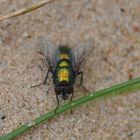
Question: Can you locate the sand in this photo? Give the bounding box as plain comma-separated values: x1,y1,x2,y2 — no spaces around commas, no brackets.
0,0,140,140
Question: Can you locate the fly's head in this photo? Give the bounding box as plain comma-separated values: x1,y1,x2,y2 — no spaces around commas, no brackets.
55,85,74,100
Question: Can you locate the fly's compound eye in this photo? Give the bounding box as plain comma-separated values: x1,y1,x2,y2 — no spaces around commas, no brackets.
55,87,62,95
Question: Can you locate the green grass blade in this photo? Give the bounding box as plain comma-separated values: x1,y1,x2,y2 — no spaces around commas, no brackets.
1,77,140,140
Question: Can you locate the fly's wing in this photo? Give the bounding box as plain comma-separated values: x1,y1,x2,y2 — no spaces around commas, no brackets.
39,38,57,71
73,39,95,71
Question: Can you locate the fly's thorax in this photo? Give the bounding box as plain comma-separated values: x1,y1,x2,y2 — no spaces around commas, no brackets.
53,46,75,86
53,60,75,86
58,68,69,82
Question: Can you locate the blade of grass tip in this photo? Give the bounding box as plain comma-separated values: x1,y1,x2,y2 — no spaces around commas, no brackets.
1,77,140,140
0,0,55,21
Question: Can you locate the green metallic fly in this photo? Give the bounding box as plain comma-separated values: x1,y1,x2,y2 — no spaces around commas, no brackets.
32,38,94,112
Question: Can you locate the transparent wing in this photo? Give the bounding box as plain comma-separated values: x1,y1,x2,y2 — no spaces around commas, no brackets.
38,37,58,71
73,39,95,71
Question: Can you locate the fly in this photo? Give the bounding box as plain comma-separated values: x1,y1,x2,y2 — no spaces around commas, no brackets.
32,38,94,112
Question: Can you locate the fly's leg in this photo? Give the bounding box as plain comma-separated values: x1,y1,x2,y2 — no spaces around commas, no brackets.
70,92,74,114
31,70,50,88
70,92,74,103
77,71,89,93
55,93,59,113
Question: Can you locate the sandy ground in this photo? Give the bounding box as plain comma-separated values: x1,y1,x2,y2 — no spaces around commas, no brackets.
0,0,140,140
